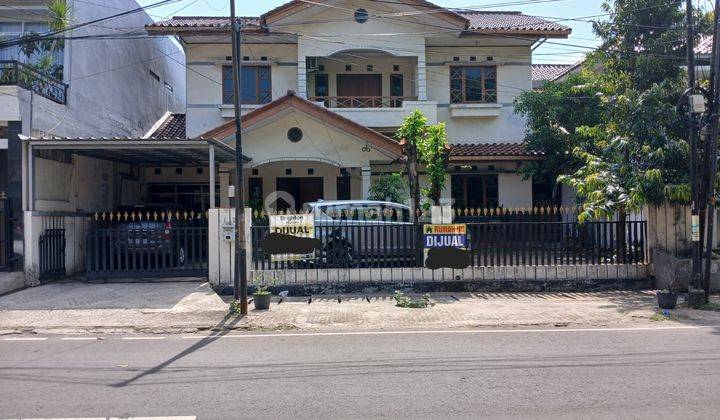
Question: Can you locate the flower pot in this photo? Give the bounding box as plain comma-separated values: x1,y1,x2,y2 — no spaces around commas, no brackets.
657,291,678,310
253,293,272,310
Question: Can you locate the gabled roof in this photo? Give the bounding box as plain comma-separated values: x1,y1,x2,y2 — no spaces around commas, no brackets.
147,5,570,37
531,64,573,82
200,91,403,158
262,0,468,28
449,143,542,161
145,112,186,139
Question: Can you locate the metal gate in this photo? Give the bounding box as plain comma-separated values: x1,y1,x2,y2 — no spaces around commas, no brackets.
39,216,66,282
0,195,11,271
85,211,208,279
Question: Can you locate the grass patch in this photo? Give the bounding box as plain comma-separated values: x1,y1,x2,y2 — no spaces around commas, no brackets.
650,310,682,322
394,291,431,309
699,302,720,312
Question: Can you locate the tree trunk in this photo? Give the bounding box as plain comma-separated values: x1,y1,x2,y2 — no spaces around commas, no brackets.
404,141,422,267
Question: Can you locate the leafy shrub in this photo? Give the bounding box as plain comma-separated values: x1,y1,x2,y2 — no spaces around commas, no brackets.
394,291,431,308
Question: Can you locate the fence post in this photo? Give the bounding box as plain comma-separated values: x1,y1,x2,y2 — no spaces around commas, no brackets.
244,207,253,283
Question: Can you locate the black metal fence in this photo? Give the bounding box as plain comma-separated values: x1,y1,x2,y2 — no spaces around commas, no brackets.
0,60,67,104
0,196,11,271
39,216,65,282
251,219,647,270
85,212,208,279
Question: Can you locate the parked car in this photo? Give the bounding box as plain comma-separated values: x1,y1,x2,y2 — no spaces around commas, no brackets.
304,200,414,267
111,205,192,267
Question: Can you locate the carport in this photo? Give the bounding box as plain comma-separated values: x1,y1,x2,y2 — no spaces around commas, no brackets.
21,136,248,284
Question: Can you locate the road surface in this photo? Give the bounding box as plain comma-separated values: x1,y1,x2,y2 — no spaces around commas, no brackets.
1,326,720,419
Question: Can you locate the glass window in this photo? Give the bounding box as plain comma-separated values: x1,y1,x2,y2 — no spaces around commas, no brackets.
450,66,497,104
222,65,272,105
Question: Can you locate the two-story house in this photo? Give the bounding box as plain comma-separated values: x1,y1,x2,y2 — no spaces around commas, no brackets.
146,0,570,212
0,0,184,286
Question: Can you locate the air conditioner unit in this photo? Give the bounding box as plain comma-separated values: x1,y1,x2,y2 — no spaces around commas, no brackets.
306,57,319,73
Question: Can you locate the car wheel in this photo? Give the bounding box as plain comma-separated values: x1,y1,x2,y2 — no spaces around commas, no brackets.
326,241,357,268
175,247,186,267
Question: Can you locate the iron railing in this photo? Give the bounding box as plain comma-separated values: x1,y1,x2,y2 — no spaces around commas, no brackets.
85,212,208,279
251,219,647,270
310,96,416,108
0,60,67,104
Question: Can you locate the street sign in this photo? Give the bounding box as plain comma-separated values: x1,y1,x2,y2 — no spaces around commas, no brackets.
269,214,315,262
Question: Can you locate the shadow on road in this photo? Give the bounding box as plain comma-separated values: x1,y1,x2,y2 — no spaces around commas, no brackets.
111,312,242,387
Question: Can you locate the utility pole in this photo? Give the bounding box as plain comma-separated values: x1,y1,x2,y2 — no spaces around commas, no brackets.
686,0,702,290
230,0,248,314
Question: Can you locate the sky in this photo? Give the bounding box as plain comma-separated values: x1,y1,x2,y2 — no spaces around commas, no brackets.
137,0,608,64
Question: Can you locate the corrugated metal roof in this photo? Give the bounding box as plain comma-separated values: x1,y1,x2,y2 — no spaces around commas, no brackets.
147,16,261,30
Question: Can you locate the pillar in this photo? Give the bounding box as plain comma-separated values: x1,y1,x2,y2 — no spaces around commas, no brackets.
219,171,230,208
416,51,427,101
361,166,372,199
209,146,216,209
7,121,22,270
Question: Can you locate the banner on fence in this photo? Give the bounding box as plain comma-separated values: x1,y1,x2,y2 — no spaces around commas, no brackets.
269,213,315,262
423,224,467,248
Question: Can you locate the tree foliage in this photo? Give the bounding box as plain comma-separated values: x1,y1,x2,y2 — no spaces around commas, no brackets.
368,173,408,203
516,0,695,221
19,0,70,79
396,110,450,206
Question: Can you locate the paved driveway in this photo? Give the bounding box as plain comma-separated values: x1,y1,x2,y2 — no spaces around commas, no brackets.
0,280,228,333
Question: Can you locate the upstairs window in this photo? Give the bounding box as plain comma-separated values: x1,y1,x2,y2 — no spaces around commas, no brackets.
222,65,271,105
450,66,497,104
0,22,64,76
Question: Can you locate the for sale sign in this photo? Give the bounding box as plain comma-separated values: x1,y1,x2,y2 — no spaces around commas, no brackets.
269,214,315,262
423,224,467,248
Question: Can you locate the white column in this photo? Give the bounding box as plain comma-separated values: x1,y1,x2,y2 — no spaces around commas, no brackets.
361,166,372,199
219,171,230,208
209,146,216,209
298,56,307,98
417,51,427,101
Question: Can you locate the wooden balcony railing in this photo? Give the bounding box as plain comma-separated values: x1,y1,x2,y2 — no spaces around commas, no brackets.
310,96,416,109
0,60,67,104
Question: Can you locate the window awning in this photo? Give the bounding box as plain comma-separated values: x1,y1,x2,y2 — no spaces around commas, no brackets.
21,136,250,166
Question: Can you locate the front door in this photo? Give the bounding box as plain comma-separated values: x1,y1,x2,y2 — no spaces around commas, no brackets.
336,74,382,107
276,177,324,211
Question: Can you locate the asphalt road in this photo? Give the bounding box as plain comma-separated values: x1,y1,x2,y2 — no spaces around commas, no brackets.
1,326,720,419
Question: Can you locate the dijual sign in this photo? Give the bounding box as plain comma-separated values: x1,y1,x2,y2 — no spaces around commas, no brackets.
269,214,315,262
423,224,468,248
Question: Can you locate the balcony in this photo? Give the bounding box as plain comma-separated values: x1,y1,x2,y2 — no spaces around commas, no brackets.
310,95,416,108
0,61,67,104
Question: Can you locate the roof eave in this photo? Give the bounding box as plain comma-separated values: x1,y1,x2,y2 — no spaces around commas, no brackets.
461,29,571,38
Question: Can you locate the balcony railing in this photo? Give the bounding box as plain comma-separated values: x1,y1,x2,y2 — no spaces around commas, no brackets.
311,96,417,109
0,60,67,104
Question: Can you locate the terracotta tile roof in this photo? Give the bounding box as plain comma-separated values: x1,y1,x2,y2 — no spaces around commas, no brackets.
532,64,573,81
148,9,569,37
456,11,571,34
148,113,186,139
696,34,713,55
449,143,542,161
147,16,261,31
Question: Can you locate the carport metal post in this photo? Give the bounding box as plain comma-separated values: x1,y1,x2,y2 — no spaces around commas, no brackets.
209,145,216,209
230,1,248,312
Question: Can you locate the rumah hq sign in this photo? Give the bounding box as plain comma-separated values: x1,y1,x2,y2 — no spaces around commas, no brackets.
423,224,470,269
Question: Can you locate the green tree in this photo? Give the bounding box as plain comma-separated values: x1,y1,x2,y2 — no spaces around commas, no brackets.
368,173,408,203
396,110,450,208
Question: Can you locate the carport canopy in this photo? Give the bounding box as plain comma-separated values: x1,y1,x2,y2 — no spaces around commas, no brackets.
22,136,251,210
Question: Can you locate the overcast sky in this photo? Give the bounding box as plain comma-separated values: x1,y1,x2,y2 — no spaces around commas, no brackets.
136,0,609,64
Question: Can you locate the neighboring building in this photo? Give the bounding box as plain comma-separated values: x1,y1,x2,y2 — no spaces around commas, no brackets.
531,64,573,89
0,0,184,273
145,1,570,212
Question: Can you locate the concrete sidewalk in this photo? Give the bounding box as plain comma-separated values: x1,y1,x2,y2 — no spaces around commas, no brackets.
1,281,719,334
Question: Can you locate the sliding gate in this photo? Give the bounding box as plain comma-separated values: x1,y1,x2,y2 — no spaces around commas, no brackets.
85,211,208,279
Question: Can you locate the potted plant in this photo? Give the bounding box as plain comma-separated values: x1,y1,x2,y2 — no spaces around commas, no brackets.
252,277,274,310
657,279,678,310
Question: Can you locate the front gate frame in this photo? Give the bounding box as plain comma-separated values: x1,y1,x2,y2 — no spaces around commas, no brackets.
38,216,66,282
